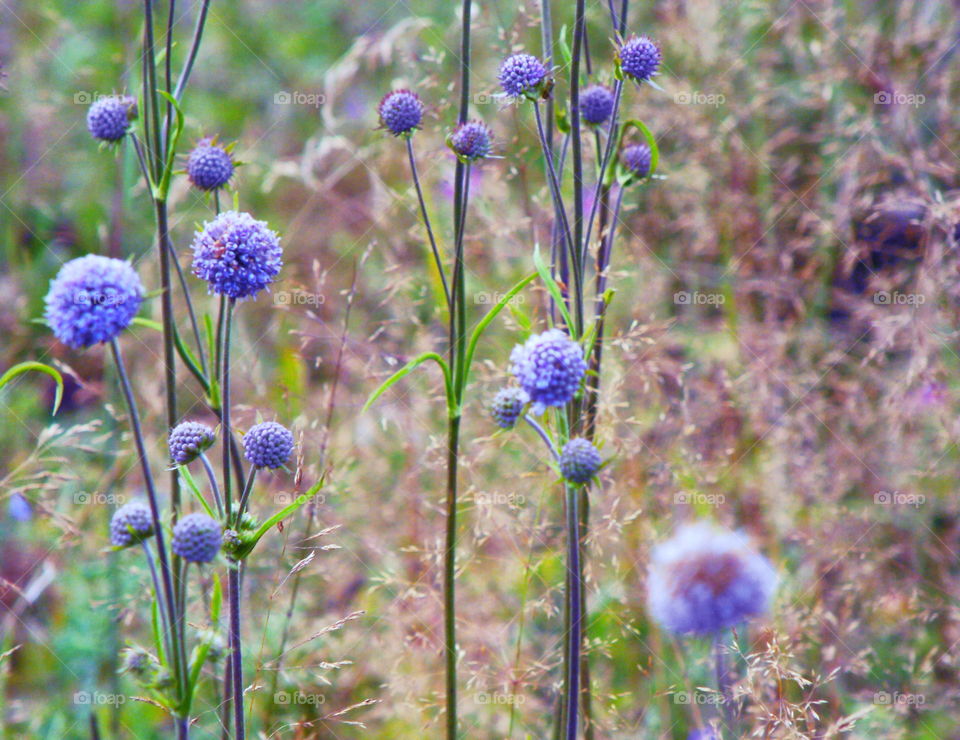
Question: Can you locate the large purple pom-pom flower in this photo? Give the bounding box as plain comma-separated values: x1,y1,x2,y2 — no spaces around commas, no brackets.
243,421,294,469
45,255,144,349
498,53,548,98
172,513,222,563
191,211,282,300
509,329,586,414
86,95,137,142
559,438,602,484
110,502,154,548
169,421,216,464
647,522,777,635
617,35,661,82
186,138,235,191
621,143,652,178
378,90,424,137
490,387,529,430
580,85,615,125
449,120,493,162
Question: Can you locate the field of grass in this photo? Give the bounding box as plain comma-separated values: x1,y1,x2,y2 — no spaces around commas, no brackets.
3,0,960,738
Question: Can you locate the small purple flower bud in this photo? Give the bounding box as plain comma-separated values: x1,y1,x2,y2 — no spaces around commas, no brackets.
559,438,602,484
621,144,652,178
186,138,235,191
580,85,615,125
86,95,137,142
490,387,529,429
169,421,216,464
378,90,424,137
448,120,494,162
510,329,587,414
172,513,222,563
191,211,282,300
110,502,154,548
617,35,661,82
243,421,294,469
498,54,548,98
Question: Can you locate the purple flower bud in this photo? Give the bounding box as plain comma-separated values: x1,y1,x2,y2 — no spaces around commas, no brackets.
191,211,282,300
559,438,602,484
378,90,424,137
186,138,235,191
449,120,494,162
617,35,661,82
621,143,652,179
490,387,529,429
169,421,216,464
510,329,586,414
86,95,137,142
498,54,548,98
243,421,294,469
580,85,615,125
110,502,154,548
172,513,222,563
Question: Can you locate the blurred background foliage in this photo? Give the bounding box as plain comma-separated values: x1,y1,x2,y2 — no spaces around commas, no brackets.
3,0,960,737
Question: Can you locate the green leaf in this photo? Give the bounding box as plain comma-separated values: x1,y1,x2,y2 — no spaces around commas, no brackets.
248,474,326,546
532,247,575,335
155,91,186,199
151,598,166,665
0,361,64,415
178,465,215,519
131,317,163,331
362,352,451,413
557,25,572,67
462,271,537,379
210,572,222,622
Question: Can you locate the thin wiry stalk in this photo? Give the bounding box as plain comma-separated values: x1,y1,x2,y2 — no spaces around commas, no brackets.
523,415,560,461
163,0,175,149
564,482,582,740
229,565,245,740
173,0,212,101
199,452,224,518
140,541,172,663
569,0,587,339
221,298,235,507
236,468,257,522
406,137,450,307
581,80,624,274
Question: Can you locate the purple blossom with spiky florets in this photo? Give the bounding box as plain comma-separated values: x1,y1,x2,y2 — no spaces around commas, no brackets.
45,255,144,349
86,95,137,142
169,421,216,464
490,387,529,429
191,211,282,300
378,90,424,137
617,35,662,82
243,421,294,469
498,54,548,98
559,438,602,484
172,512,222,563
449,120,494,162
580,85,615,125
621,143,652,179
510,329,586,414
186,138,235,191
647,522,777,635
110,502,154,547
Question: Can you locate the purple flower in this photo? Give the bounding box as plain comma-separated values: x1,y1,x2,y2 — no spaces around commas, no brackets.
510,329,586,414
378,90,424,137
243,421,294,469
580,85,615,125
490,387,529,429
498,54,548,98
617,36,661,82
186,138,235,191
191,211,282,300
559,438,602,484
621,143,652,178
448,120,494,162
7,493,31,522
45,255,144,349
110,502,154,548
169,421,216,464
86,95,137,142
172,512,222,563
647,522,777,635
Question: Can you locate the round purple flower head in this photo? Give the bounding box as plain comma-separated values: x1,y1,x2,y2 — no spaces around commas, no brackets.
172,512,222,563
378,90,424,137
559,438,602,484
490,387,529,430
110,502,154,548
191,211,282,300
580,85,615,125
621,143,652,179
617,35,662,83
186,138,235,191
510,329,586,414
86,95,137,142
647,521,777,636
169,421,216,464
45,255,144,349
449,120,493,162
498,53,548,98
243,421,294,469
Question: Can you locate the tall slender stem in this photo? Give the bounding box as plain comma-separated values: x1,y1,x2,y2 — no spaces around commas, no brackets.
229,565,245,740
221,298,235,508
569,0,587,339
236,468,258,523
581,81,624,272
199,452,224,519
564,483,582,740
406,138,450,307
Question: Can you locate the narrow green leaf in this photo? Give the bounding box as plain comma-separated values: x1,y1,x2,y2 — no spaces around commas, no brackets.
210,572,222,622
131,317,164,332
0,361,64,415
362,352,450,413
179,465,216,519
463,271,537,378
532,247,575,335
